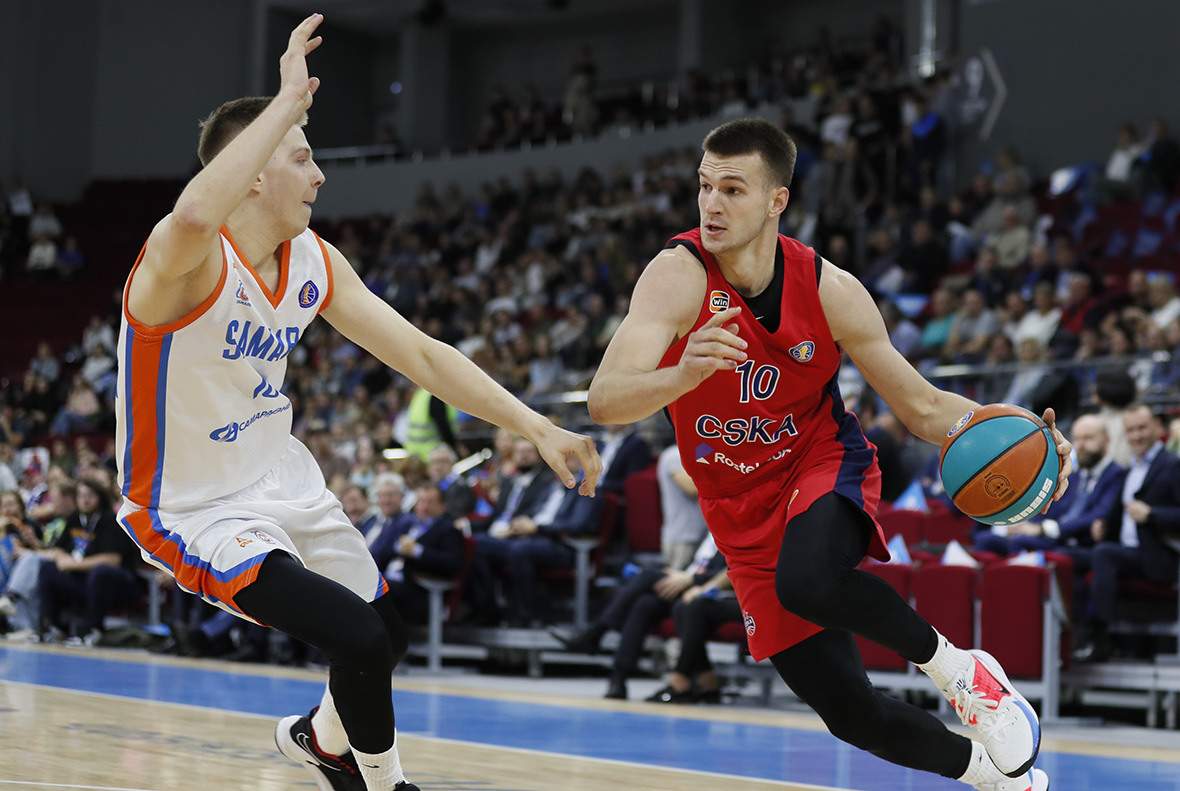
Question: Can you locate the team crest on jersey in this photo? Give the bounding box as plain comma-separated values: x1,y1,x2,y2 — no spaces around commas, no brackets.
708,290,730,313
947,410,974,438
743,610,756,636
298,280,319,308
235,281,251,306
788,341,815,363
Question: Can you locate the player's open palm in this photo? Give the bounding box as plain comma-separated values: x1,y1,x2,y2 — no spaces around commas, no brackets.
279,13,324,110
678,306,746,386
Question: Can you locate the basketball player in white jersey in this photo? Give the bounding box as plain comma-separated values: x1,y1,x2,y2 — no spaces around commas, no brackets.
114,15,601,791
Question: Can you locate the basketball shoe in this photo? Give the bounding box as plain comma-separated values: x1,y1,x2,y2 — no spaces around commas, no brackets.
921,638,1040,777
275,711,366,791
976,767,1049,791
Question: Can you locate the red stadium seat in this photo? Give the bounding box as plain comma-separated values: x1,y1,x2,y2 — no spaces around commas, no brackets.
914,563,978,651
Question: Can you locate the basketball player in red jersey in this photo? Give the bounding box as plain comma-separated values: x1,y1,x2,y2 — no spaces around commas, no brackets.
590,118,1071,791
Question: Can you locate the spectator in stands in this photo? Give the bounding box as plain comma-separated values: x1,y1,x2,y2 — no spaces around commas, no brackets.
990,206,1032,272
1092,122,1145,204
971,171,1037,244
0,441,17,493
647,565,740,704
25,233,58,279
975,333,1017,406
1058,271,1099,339
6,179,32,254
1147,272,1180,331
37,476,144,645
338,483,371,529
1132,117,1180,197
370,485,464,625
943,287,999,364
965,245,1007,308
19,459,48,518
551,532,729,700
48,376,102,436
563,46,598,138
3,479,74,636
473,449,601,627
0,488,42,554
358,472,406,549
303,419,351,482
426,444,476,520
656,443,709,570
878,299,922,360
28,341,60,384
28,203,62,241
917,287,958,361
896,218,947,295
597,422,653,495
1012,282,1062,350
467,438,556,624
976,415,1125,556
991,145,1031,193
1070,404,1180,662
1093,370,1137,466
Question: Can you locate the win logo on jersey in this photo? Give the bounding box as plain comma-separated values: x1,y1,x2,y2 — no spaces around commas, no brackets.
709,290,730,312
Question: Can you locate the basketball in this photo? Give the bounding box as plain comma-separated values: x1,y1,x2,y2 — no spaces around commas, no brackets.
939,404,1060,526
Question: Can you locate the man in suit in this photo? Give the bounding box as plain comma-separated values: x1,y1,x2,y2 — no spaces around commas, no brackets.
1071,404,1180,661
467,437,557,624
597,423,653,495
356,472,405,550
489,461,607,627
427,444,477,520
370,485,464,625
976,414,1126,556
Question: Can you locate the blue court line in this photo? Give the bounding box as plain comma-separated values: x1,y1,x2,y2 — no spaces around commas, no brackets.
1,646,1177,791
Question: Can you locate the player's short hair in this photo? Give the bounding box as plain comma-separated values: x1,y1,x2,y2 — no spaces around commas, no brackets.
197,96,308,166
702,118,797,189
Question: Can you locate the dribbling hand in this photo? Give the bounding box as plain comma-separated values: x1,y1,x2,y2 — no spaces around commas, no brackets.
279,14,324,111
677,306,746,387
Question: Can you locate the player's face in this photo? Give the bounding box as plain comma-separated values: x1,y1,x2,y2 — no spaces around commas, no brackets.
697,152,784,256
260,126,325,236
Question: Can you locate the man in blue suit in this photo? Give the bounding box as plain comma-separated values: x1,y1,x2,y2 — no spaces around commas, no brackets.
370,485,464,624
597,423,653,495
1071,404,1180,661
975,414,1126,556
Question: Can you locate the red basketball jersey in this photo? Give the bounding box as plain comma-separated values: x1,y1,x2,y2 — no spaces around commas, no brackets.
658,229,879,505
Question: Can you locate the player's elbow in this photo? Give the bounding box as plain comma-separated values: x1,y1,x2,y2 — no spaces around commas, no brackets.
170,201,218,239
586,384,613,426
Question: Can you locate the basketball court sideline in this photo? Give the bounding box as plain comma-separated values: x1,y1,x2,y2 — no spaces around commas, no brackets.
3,643,1180,790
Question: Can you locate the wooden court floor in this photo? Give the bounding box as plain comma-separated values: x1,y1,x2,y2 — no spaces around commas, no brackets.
4,642,1180,790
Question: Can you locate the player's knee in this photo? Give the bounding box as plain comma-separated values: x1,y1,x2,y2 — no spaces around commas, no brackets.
774,565,834,621
339,606,396,675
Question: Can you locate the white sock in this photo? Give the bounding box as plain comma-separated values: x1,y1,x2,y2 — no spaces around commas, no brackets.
353,737,406,791
917,629,972,690
311,685,350,756
958,740,1007,787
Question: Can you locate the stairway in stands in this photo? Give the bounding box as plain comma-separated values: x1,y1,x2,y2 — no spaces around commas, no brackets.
0,179,185,379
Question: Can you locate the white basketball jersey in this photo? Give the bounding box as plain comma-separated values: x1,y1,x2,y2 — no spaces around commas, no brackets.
115,226,333,510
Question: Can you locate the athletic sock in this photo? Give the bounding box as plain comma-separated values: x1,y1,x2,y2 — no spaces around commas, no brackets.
917,629,972,689
958,740,1007,787
353,737,406,791
311,685,350,756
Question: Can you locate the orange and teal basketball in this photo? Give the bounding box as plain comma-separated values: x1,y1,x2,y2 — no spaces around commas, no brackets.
939,404,1059,526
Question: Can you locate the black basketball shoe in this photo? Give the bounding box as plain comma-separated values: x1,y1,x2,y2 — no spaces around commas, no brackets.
275,709,367,791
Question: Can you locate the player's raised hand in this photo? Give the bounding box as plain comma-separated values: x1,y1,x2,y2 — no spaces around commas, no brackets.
678,306,746,385
534,425,603,497
1041,407,1073,512
279,13,324,111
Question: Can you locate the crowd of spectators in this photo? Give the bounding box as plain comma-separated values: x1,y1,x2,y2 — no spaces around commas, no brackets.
3,17,1180,672
0,180,84,280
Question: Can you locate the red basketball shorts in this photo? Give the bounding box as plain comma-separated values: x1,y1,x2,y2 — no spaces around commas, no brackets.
699,459,886,661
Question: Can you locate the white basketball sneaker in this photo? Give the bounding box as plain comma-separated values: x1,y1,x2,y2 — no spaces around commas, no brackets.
976,768,1049,791
944,649,1041,777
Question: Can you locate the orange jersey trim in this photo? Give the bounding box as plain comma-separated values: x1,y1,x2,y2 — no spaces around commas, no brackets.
223,225,290,309
122,238,228,337
313,231,334,314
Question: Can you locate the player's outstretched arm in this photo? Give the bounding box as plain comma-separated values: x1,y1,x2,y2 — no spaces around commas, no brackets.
138,14,324,288
320,242,601,495
821,260,977,443
588,247,744,424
